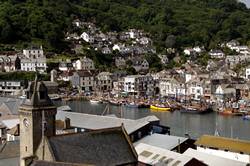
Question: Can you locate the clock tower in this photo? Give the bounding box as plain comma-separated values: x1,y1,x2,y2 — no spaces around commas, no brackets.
19,76,57,166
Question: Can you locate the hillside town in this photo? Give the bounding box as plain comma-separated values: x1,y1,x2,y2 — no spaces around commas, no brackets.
0,21,250,166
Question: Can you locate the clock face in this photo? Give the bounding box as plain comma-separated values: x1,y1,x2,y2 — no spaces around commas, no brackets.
23,118,30,127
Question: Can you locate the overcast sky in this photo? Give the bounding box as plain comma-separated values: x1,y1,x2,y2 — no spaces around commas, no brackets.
239,0,250,8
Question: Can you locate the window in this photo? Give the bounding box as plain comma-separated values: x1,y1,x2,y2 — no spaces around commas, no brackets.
40,92,45,99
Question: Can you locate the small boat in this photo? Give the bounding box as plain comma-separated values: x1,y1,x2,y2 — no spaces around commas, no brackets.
150,105,171,111
90,99,101,104
219,108,244,116
126,102,140,108
49,94,61,101
243,115,250,120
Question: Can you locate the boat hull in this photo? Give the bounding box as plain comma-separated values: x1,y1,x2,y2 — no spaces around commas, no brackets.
150,105,171,111
180,108,212,114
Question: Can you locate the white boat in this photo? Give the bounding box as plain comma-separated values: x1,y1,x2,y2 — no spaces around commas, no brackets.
90,99,101,104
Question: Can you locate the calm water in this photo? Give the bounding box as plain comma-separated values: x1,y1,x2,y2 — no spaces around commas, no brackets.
56,100,250,141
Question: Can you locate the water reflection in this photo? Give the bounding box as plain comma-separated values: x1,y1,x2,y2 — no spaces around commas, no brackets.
55,100,250,140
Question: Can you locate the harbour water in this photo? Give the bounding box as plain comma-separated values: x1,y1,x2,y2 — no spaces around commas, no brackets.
56,100,250,141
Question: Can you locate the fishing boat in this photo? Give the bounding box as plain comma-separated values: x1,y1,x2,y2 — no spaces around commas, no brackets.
180,105,212,114
150,105,171,111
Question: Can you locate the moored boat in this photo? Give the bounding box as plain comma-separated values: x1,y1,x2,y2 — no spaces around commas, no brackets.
180,105,212,114
90,99,101,104
150,105,171,111
126,102,140,108
109,99,121,106
49,94,61,101
243,115,250,120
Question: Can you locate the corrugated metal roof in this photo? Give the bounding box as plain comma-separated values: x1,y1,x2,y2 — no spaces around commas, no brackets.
195,135,250,154
135,143,192,165
134,133,187,150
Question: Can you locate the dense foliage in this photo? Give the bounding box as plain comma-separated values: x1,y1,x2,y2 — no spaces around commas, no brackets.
0,72,50,81
0,0,250,52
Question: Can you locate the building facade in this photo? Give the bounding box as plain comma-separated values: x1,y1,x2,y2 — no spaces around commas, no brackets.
124,75,155,96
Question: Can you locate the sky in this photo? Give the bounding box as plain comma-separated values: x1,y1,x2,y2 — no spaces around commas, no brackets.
239,0,250,8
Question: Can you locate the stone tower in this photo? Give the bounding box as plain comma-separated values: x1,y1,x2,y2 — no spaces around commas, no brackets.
19,76,57,166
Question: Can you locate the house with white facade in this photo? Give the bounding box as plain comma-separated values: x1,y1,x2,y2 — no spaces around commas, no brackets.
159,77,186,98
0,80,25,96
73,57,95,70
70,70,94,92
226,40,240,49
80,32,94,43
209,49,225,59
59,62,74,71
187,77,204,101
245,67,250,80
123,75,155,96
21,47,47,73
183,48,195,56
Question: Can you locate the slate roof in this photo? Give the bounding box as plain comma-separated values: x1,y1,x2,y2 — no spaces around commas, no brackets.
46,127,137,166
76,70,93,77
0,97,24,116
56,111,156,134
0,141,20,160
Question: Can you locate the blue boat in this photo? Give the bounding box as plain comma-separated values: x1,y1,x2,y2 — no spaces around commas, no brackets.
243,115,250,120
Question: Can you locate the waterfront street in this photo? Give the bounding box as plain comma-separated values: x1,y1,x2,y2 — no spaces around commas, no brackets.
57,100,250,141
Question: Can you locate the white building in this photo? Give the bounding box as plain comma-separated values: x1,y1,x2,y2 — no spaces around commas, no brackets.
0,81,25,96
124,75,155,96
73,57,95,70
159,77,186,98
187,77,204,101
23,47,44,59
209,49,225,59
21,58,47,72
80,32,94,43
21,47,47,73
195,135,250,163
59,62,74,72
246,67,250,79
